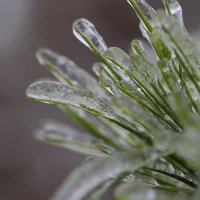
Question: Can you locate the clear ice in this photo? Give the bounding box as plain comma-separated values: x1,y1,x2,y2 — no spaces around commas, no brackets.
73,18,108,54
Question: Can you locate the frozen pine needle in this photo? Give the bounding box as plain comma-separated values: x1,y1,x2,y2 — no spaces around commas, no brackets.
27,0,200,199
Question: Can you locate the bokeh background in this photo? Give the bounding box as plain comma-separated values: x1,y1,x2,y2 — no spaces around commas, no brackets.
0,0,199,199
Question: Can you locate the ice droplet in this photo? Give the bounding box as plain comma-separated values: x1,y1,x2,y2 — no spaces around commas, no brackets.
73,18,107,54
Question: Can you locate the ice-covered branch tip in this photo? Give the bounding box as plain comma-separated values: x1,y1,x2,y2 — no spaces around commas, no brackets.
73,18,108,55
26,0,200,199
26,81,116,119
127,0,155,32
36,48,105,97
163,0,184,26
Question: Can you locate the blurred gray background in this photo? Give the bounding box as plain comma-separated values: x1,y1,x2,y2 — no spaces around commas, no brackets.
0,0,199,199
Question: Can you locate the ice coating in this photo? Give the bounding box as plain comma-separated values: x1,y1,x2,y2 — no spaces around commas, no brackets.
36,119,95,142
27,81,154,143
127,0,156,23
131,40,145,55
150,158,176,173
37,49,95,87
92,62,111,80
26,81,117,119
64,107,128,148
154,11,200,73
92,62,105,77
135,0,156,21
93,62,125,83
131,39,152,61
127,0,156,40
168,0,184,26
73,18,108,54
124,173,159,186
114,183,190,200
99,77,119,95
36,48,106,98
35,119,106,156
105,47,132,71
104,47,133,82
51,148,164,200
